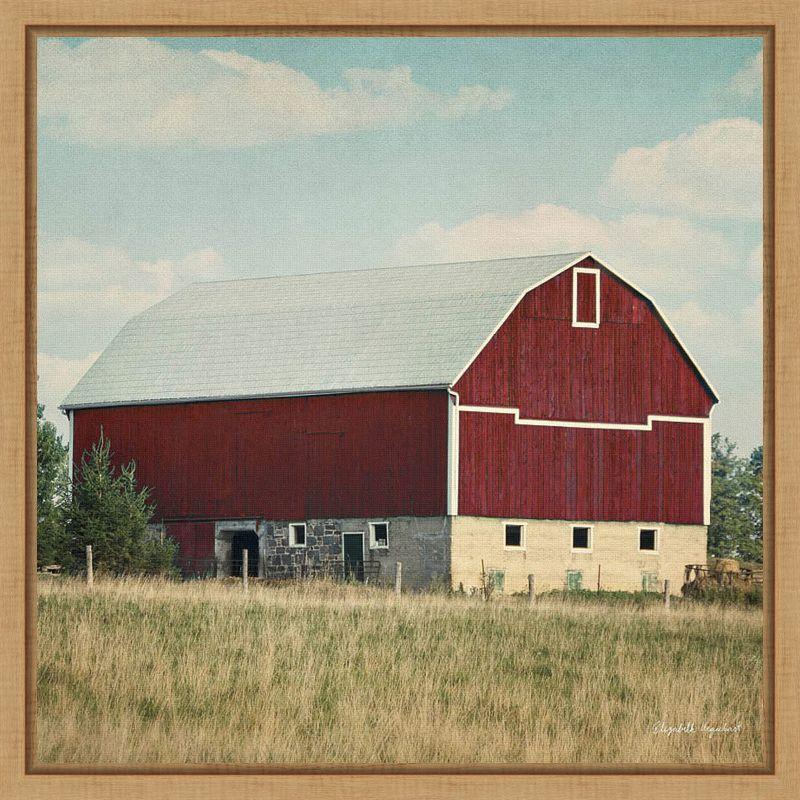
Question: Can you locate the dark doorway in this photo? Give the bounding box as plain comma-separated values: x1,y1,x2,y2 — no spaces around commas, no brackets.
342,532,364,581
231,531,259,578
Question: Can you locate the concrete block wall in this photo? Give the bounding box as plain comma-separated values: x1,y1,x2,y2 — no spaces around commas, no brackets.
450,516,707,595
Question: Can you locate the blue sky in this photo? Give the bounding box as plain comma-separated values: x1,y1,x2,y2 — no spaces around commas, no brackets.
37,36,763,452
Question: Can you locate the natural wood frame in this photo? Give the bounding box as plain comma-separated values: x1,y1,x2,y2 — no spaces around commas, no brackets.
0,1,794,798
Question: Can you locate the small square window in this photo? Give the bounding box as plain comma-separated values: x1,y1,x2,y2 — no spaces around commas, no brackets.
572,526,592,551
639,528,658,552
369,522,389,549
289,523,306,547
504,523,524,548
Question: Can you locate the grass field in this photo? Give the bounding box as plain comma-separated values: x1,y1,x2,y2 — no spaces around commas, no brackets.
36,576,763,766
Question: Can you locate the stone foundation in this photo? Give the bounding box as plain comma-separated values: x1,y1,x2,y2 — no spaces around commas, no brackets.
214,516,450,589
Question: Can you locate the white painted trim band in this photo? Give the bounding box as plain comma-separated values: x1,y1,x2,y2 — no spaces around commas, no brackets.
572,266,600,329
446,389,460,516
459,404,708,432
67,409,74,483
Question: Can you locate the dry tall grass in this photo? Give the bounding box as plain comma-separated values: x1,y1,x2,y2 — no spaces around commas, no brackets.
36,576,763,765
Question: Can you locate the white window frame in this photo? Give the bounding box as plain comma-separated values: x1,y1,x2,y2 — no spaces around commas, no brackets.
638,527,660,554
503,521,526,550
368,521,390,550
572,267,600,329
571,524,593,553
288,522,307,548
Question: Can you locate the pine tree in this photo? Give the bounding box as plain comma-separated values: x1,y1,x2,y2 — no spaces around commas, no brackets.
67,432,177,575
36,404,69,568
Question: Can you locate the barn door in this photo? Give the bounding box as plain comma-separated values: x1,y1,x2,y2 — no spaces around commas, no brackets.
231,531,259,578
342,532,364,581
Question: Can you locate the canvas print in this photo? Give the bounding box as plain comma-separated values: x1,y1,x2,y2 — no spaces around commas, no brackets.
35,35,764,766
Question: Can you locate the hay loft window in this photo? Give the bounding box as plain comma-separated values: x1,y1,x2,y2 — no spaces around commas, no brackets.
572,267,600,328
289,523,306,548
639,528,659,553
504,523,525,549
571,525,592,552
369,521,389,549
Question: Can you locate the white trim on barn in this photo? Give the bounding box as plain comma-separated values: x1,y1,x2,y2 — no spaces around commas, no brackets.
572,266,601,329
67,409,74,483
638,526,660,554
571,525,594,553
289,522,307,548
446,389,460,516
458,404,708,432
368,521,390,549
503,521,526,550
704,416,712,526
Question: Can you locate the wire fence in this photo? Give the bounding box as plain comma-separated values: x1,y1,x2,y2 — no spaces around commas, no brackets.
176,555,385,584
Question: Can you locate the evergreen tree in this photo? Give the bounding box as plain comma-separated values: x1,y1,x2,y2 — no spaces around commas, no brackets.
709,434,763,563
67,432,177,575
37,404,69,568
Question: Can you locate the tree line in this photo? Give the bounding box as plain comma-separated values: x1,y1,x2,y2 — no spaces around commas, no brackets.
37,404,764,573
708,433,763,564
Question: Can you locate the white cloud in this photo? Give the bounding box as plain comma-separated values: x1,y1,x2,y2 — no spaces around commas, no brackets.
37,238,227,433
38,237,224,311
391,202,736,296
38,38,511,147
724,50,763,99
38,238,225,356
37,351,101,438
601,118,762,218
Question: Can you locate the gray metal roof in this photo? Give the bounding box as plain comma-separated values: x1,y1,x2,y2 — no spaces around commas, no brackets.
60,251,717,409
62,252,588,409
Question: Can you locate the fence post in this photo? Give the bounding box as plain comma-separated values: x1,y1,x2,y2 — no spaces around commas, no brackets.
528,574,536,607
395,562,402,595
85,545,93,588
663,578,670,610
242,550,249,593
597,564,601,593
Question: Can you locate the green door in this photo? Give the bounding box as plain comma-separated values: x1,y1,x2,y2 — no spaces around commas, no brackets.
343,533,364,581
567,570,583,591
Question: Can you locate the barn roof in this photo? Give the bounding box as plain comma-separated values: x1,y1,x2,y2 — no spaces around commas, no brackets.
61,251,717,410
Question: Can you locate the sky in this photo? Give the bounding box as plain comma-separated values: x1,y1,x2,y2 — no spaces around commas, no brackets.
37,36,764,453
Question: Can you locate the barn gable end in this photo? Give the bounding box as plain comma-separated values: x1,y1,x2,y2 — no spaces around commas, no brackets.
451,256,714,527
453,256,716,422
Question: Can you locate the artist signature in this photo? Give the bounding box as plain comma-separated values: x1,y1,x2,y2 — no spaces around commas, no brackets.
652,720,743,737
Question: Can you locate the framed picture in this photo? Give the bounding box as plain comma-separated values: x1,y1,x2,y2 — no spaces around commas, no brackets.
1,1,796,799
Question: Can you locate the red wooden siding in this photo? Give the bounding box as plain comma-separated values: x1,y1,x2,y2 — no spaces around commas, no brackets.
72,390,449,522
455,258,715,423
458,413,704,523
166,521,215,574
455,257,713,524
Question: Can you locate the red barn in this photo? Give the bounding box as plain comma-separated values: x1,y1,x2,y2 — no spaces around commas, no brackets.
62,252,716,592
